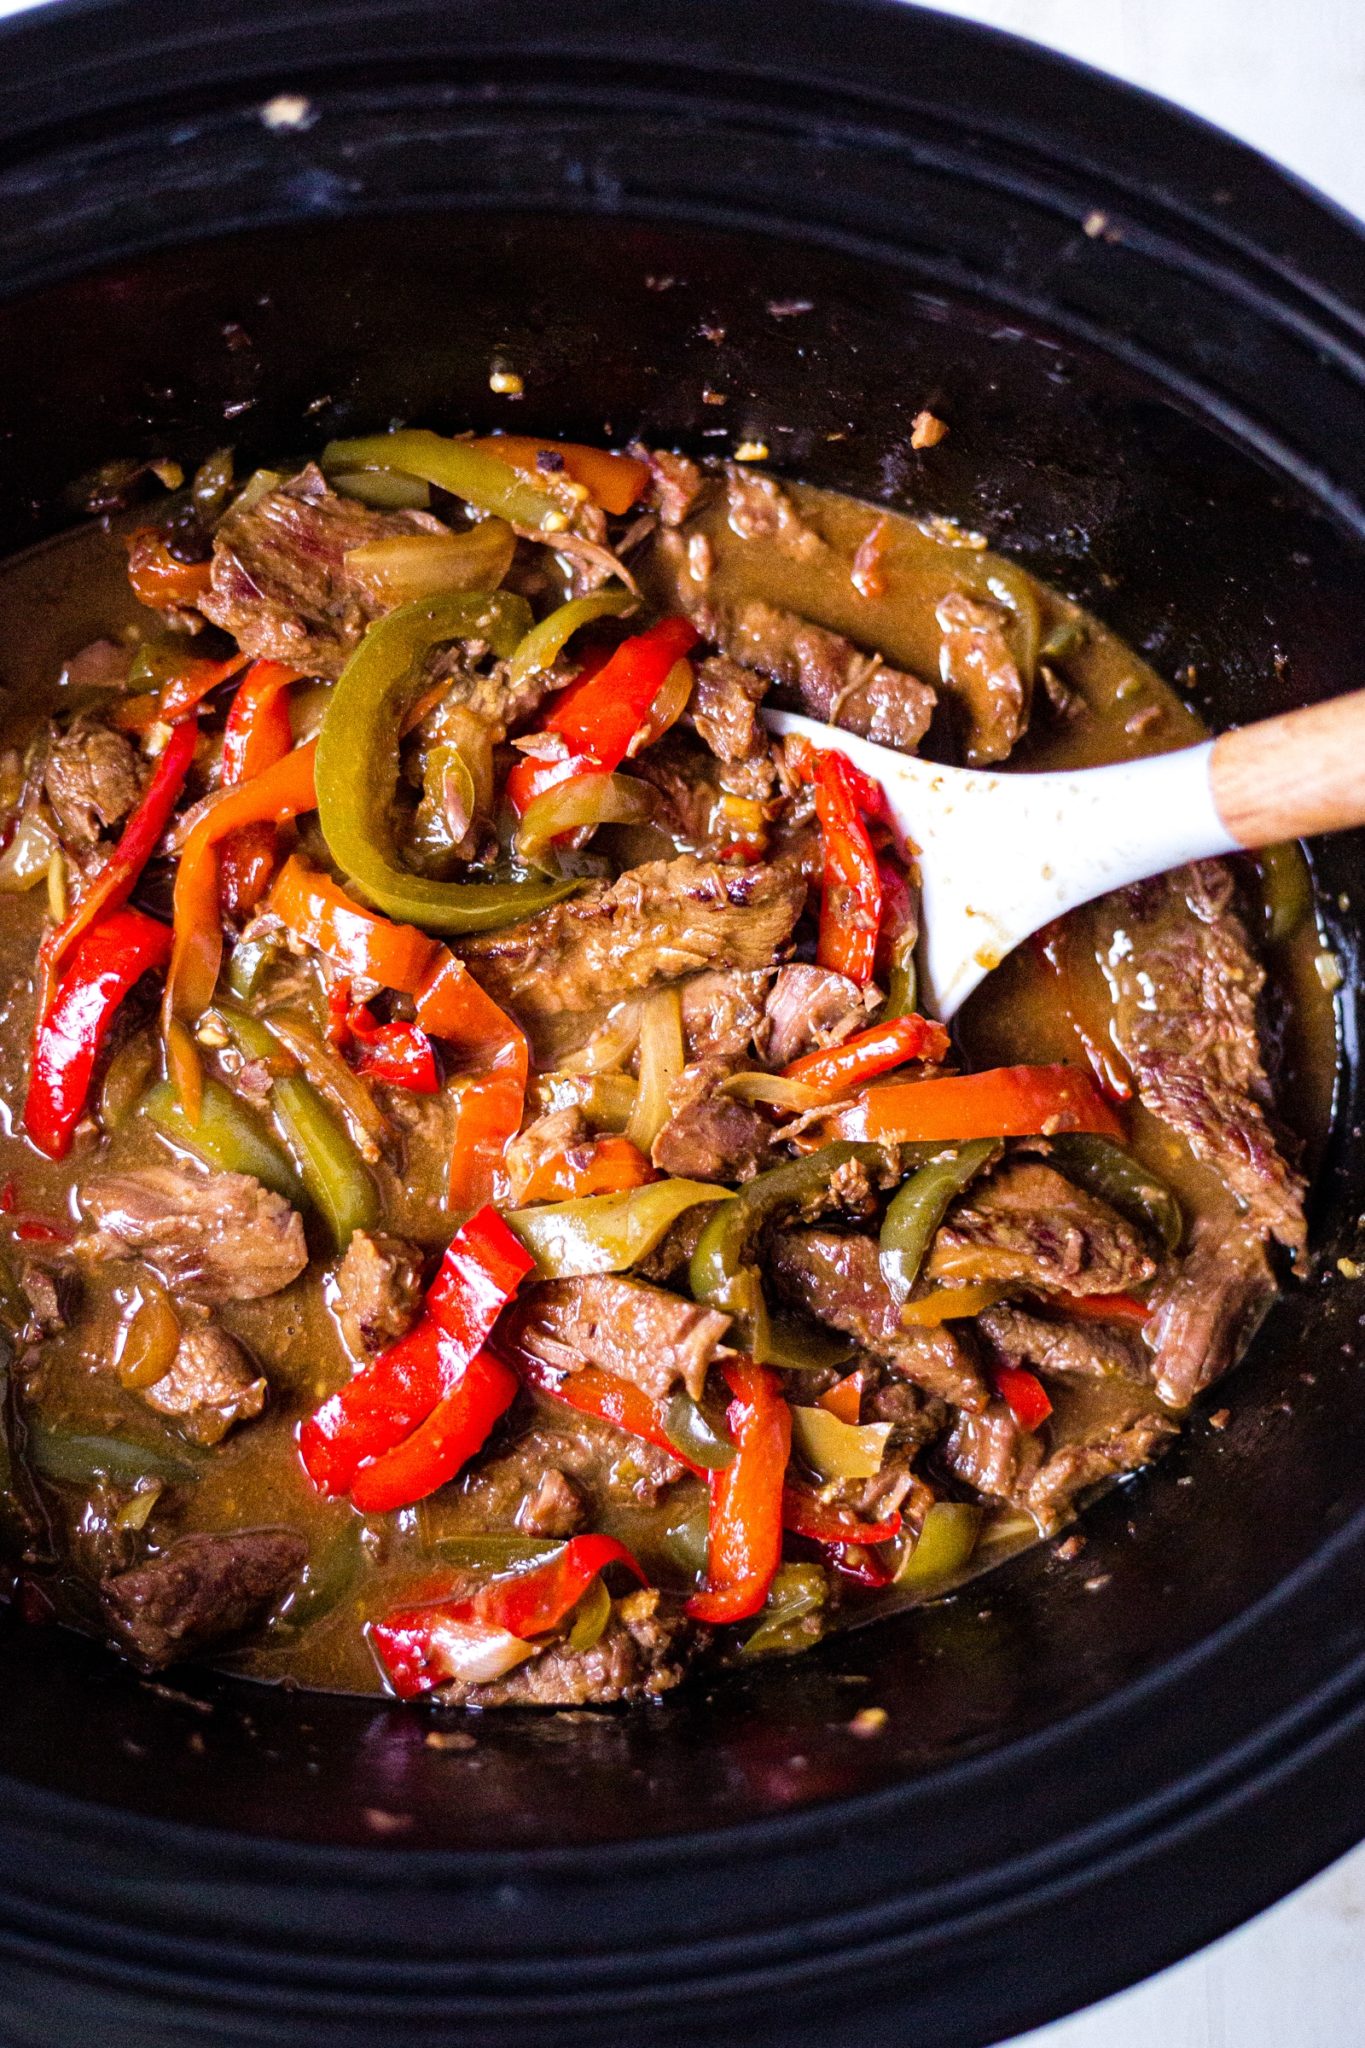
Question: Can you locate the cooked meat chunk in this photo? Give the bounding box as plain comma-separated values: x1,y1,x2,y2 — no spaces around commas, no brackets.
456,854,805,1017
516,1468,587,1539
869,1376,950,1457
638,446,707,527
650,1059,772,1183
502,1274,730,1405
1023,1412,1176,1535
331,1230,425,1358
723,467,824,558
629,733,724,852
927,1161,1156,1296
198,464,437,678
771,1229,989,1410
941,1401,1042,1501
700,598,936,753
141,1322,267,1446
1146,1216,1276,1410
16,1257,69,1338
977,1301,1151,1383
691,653,769,765
79,1167,308,1304
1095,860,1306,1251
437,1589,695,1707
679,968,773,1059
44,717,145,849
760,962,874,1067
461,1415,684,1517
633,1203,713,1286
102,1528,306,1670
934,589,1030,765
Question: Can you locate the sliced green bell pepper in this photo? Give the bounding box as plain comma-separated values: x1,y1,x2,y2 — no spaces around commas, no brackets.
141,1076,306,1208
505,1179,734,1278
1047,1133,1183,1254
878,1139,1000,1304
322,429,564,530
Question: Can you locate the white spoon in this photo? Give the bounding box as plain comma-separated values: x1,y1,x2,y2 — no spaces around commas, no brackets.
763,691,1365,1019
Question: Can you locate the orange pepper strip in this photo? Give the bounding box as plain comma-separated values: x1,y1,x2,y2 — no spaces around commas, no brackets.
221,660,299,787
468,436,650,518
1047,1289,1151,1326
519,1136,657,1205
840,1064,1127,1146
108,650,248,734
817,1370,866,1424
266,855,441,993
780,1012,950,1103
686,1358,792,1626
413,952,529,1213
125,530,213,610
162,742,319,1103
898,1282,1006,1326
809,748,882,985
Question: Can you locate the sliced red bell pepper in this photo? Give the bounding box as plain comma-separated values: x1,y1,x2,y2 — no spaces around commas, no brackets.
412,950,530,1211
299,1203,532,1496
504,616,697,815
518,1135,656,1204
780,1485,902,1548
993,1364,1053,1432
217,818,281,920
268,856,441,994
349,1346,519,1513
220,660,299,786
804,745,884,986
23,907,172,1160
507,1346,705,1477
835,1063,1128,1146
827,1544,897,1588
371,1533,647,1699
339,998,440,1094
1046,1289,1151,1326
686,1358,792,1625
36,715,196,1021
780,1012,950,1103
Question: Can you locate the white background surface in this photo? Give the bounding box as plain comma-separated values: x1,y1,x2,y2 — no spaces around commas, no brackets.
0,0,1362,2041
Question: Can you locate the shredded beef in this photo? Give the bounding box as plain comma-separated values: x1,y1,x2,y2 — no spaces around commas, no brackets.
517,1468,587,1538
760,963,874,1067
1146,1216,1276,1410
698,597,936,753
942,1402,1174,1533
437,1589,696,1707
650,1059,772,1183
1095,860,1306,1251
198,464,440,677
456,853,805,1017
692,654,769,765
941,1401,1041,1501
934,589,1030,765
976,1301,1151,1383
927,1160,1156,1296
79,1167,308,1304
102,1528,306,1670
722,467,824,558
142,1321,267,1446
637,447,707,528
679,968,773,1059
331,1230,425,1358
460,1414,684,1516
44,717,146,849
501,1273,730,1406
770,1229,988,1410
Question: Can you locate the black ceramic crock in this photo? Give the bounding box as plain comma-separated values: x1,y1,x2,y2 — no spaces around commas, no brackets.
1,3,1364,2043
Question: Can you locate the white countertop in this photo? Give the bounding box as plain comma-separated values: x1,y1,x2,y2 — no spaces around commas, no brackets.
1,1,1361,2040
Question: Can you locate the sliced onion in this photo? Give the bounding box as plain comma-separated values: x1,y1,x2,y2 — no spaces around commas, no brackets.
627,659,693,755
419,1617,536,1685
625,985,684,1153
515,772,655,871
718,1071,826,1114
263,1009,389,1156
556,1001,641,1076
345,519,515,603
0,809,58,892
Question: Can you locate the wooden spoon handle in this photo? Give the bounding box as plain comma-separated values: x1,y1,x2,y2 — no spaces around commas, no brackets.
1210,689,1365,847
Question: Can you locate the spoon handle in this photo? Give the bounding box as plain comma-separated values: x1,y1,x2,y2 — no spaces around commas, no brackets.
1211,688,1365,846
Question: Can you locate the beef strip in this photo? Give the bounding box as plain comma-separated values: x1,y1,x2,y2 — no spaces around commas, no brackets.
460,1413,684,1516
942,1402,1174,1534
1145,1216,1276,1410
760,963,875,1067
501,1274,730,1405
934,589,1030,765
331,1230,425,1358
16,1257,69,1339
141,1321,267,1446
691,654,769,766
770,1229,989,1410
628,733,724,853
636,446,707,527
976,1300,1151,1383
102,1528,306,1670
79,1166,308,1304
516,1468,587,1538
43,717,146,849
650,1058,772,1183
926,1160,1156,1296
679,968,773,1059
633,1203,713,1286
722,467,824,558
698,597,936,753
1095,860,1306,1250
198,464,439,678
456,853,805,1017
436,1589,696,1707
